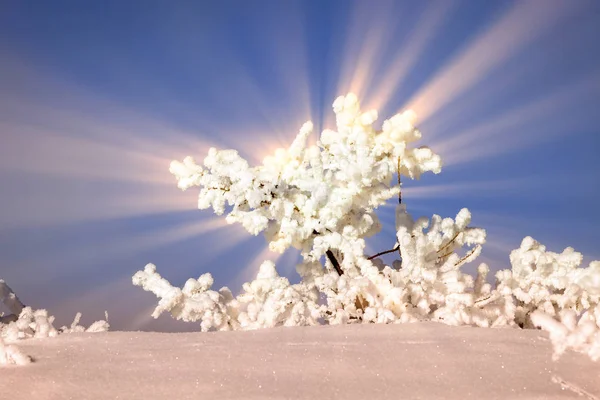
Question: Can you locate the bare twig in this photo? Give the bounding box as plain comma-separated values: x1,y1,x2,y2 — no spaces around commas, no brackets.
453,246,479,268
438,245,479,266
367,244,400,260
436,232,460,254
436,249,454,262
473,293,500,308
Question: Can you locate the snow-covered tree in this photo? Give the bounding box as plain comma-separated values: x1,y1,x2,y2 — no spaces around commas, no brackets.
133,93,600,361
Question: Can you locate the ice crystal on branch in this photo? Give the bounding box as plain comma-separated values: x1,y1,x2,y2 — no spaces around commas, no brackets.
134,93,600,362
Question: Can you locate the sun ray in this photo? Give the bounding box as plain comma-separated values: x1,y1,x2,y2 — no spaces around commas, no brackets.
336,0,397,102
429,74,600,167
0,177,201,229
228,244,291,293
7,217,245,289
228,127,300,166
112,218,233,254
0,90,221,185
366,1,454,111
404,1,583,124
402,177,539,200
47,275,197,332
0,66,226,228
127,303,166,331
46,275,135,327
0,123,172,185
164,3,314,164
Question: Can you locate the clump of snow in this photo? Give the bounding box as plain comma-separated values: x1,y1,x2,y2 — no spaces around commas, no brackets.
497,239,600,328
134,93,600,363
0,337,30,366
531,307,600,361
501,240,600,360
1,307,59,341
59,311,111,334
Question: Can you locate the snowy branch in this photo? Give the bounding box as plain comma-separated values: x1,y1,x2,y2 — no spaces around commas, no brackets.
134,93,600,362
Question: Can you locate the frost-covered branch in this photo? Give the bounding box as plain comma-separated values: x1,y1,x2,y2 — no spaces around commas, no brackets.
133,261,321,332
531,307,600,361
168,93,441,272
134,93,600,362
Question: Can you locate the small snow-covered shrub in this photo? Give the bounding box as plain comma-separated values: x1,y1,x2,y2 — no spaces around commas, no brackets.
133,260,321,331
133,93,600,362
531,307,600,361
0,280,109,366
0,337,31,366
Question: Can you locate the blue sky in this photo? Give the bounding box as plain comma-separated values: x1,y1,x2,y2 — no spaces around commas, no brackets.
0,0,599,331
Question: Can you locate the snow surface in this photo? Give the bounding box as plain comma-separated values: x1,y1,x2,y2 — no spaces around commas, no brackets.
1,323,599,399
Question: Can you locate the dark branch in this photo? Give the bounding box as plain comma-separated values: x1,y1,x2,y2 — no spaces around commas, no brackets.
326,250,344,276
312,229,343,276
367,244,400,260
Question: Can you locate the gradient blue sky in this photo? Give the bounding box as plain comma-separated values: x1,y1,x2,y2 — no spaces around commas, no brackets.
0,0,599,331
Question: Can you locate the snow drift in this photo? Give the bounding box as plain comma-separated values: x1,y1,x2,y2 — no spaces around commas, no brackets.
1,323,598,400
